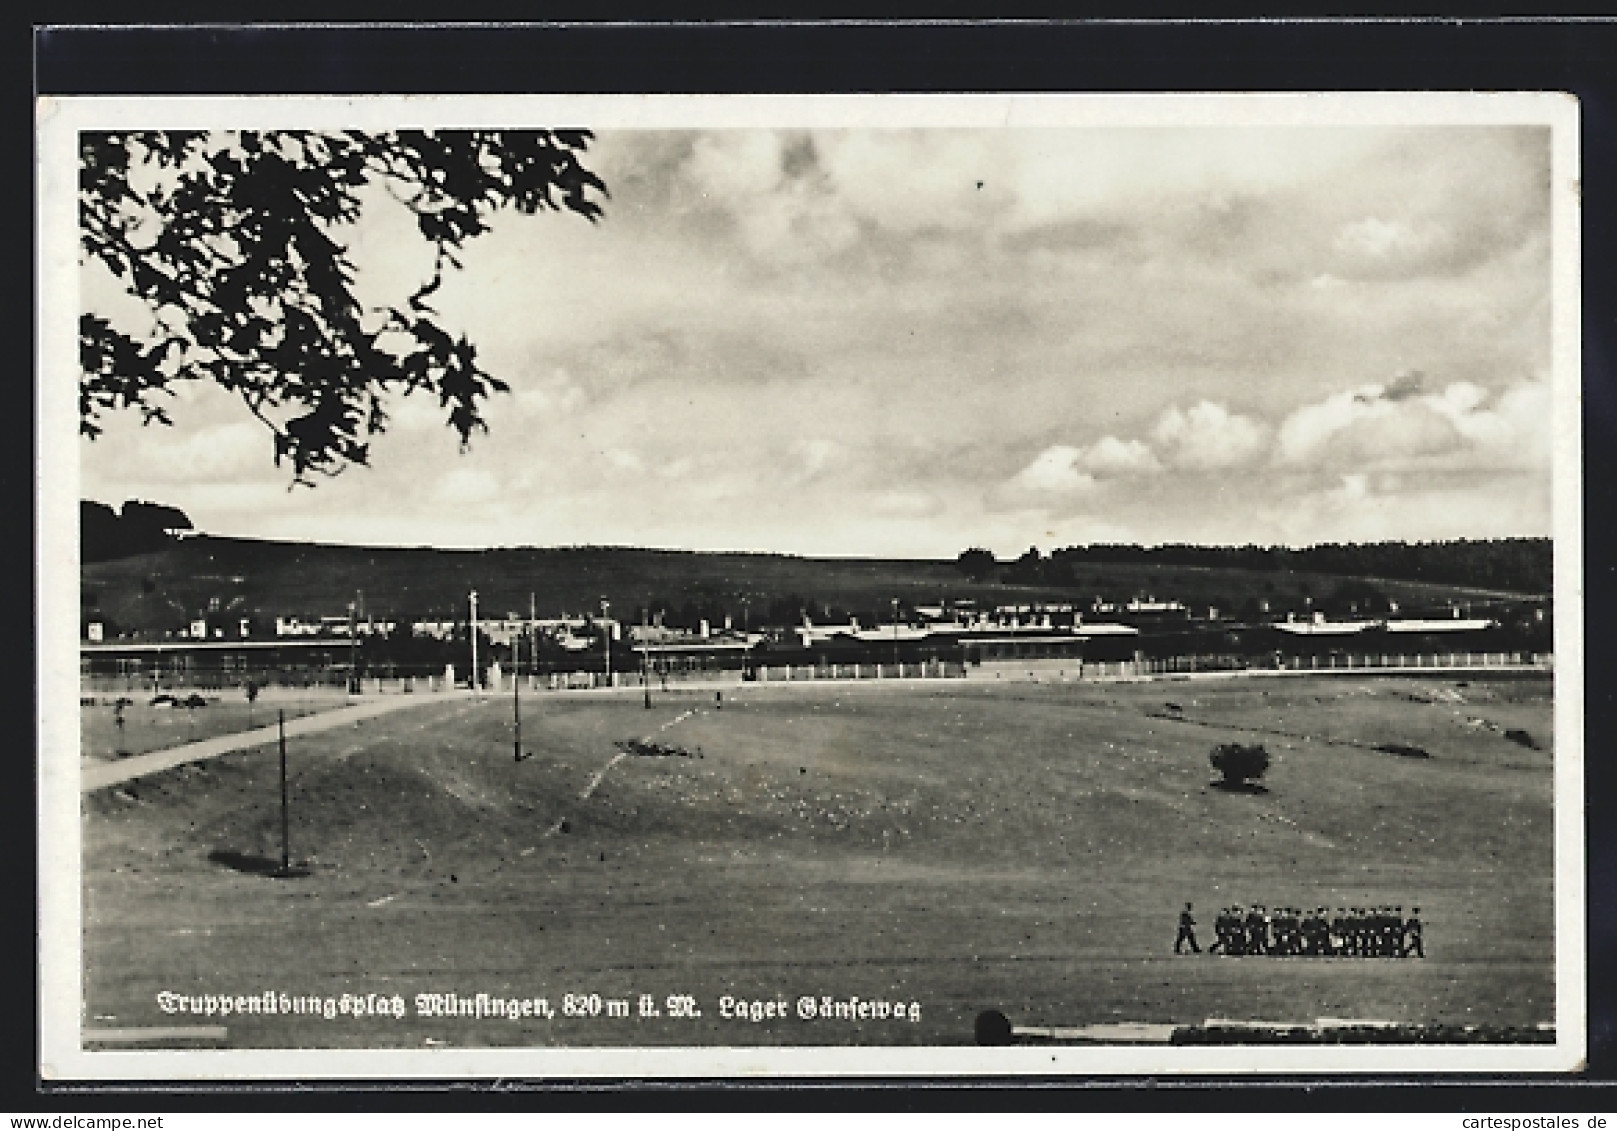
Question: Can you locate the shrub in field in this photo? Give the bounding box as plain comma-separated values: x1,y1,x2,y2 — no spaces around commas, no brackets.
1210,742,1270,790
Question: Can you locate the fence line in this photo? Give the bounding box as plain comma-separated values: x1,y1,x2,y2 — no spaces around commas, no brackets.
81,650,1550,701
1091,651,1551,681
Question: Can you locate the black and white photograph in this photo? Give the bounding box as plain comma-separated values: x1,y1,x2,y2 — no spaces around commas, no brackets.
36,92,1584,1078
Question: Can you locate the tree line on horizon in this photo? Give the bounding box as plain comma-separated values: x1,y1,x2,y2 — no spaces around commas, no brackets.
955,539,1552,596
80,493,1550,598
82,499,194,563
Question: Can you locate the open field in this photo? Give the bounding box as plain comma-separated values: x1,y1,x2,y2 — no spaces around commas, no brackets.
81,693,354,761
81,673,1555,1048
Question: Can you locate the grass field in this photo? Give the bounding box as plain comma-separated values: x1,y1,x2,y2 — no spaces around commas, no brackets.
81,673,1555,1049
81,694,352,761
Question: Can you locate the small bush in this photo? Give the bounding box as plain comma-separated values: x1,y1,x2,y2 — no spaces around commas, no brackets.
1210,742,1270,787
1504,728,1538,750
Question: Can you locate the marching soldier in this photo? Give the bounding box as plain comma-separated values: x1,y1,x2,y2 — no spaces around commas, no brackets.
1244,905,1270,956
1301,908,1327,956
1175,902,1201,954
1275,907,1299,956
1227,905,1248,956
1402,907,1424,958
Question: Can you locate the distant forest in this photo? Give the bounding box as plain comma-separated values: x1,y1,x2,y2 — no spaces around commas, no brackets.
958,539,1552,596
82,500,194,563
79,497,1551,600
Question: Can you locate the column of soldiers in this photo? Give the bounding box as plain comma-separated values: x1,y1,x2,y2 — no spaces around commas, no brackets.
1197,904,1424,958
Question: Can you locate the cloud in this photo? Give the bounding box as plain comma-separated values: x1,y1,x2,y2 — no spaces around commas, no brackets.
869,489,944,519
790,437,842,482
604,448,644,473
1334,216,1445,262
1254,466,1548,546
1080,435,1161,476
1433,378,1551,465
512,369,588,418
683,131,862,261
1008,445,1100,495
1000,436,1159,503
1152,402,1266,469
387,392,452,433
686,131,789,200
1278,383,1452,465
1315,130,1549,282
812,131,1001,235
432,467,500,506
658,456,695,480
1381,370,1426,401
93,419,271,486
1275,376,1550,472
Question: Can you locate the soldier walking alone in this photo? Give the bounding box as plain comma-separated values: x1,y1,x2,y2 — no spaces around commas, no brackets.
1402,907,1425,958
1175,902,1201,954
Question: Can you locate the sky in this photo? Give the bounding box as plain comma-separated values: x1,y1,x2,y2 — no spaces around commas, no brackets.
79,123,1558,558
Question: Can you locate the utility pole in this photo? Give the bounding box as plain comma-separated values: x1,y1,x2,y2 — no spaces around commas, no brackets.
348,597,358,694
513,623,523,762
516,591,534,761
892,596,901,671
278,709,290,872
601,597,611,687
469,589,480,694
642,601,652,709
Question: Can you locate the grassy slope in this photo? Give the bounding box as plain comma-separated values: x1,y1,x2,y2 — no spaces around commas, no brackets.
81,536,1527,635
80,694,351,761
83,673,1553,1048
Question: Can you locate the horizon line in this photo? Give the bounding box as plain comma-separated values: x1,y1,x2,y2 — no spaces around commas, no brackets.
141,528,1553,559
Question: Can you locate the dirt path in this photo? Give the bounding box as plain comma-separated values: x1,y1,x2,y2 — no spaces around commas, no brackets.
81,692,471,793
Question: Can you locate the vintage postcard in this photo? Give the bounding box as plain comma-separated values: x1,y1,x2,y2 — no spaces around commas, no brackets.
37,92,1584,1079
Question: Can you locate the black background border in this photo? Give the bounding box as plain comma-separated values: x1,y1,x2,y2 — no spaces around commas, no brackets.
22,15,1617,1111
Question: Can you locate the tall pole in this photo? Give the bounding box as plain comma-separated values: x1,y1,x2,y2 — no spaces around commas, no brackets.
601,597,611,687
348,598,358,694
892,596,900,670
642,601,652,709
469,589,480,694
278,709,289,872
513,624,522,762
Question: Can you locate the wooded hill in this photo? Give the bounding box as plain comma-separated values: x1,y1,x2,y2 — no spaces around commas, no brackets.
80,530,1551,639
